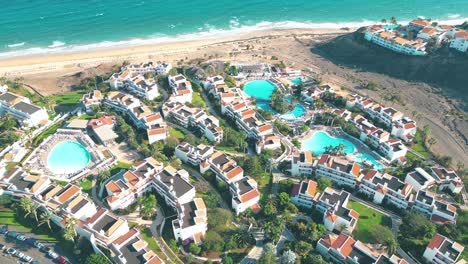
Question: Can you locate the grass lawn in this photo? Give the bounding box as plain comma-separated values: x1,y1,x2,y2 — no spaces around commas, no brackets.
215,145,243,154
0,207,58,242
80,179,93,194
169,128,185,140
191,92,207,109
411,130,432,158
52,91,86,106
141,228,160,252
347,200,392,243
32,121,63,147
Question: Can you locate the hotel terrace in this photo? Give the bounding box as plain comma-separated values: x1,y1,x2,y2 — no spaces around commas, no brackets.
291,182,359,234
359,170,413,209
175,142,261,215
316,154,363,188
162,101,223,143
103,91,168,144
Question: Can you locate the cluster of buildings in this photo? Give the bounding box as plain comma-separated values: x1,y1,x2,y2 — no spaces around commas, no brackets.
346,93,417,162
175,142,261,215
0,91,49,127
108,62,172,100
290,151,460,224
167,74,193,104
301,84,335,103
291,180,359,234
202,75,280,154
0,166,165,264
83,90,168,144
162,101,223,143
102,157,207,245
317,232,408,264
364,19,468,55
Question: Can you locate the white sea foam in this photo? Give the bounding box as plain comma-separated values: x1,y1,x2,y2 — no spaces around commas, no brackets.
48,41,66,48
448,14,461,19
96,13,104,17
7,42,25,48
1,17,467,59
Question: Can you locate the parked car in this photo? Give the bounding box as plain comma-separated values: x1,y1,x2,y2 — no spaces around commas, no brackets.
25,238,37,246
7,231,17,238
6,247,16,255
0,243,5,250
16,251,25,258
34,241,44,249
40,246,51,253
16,234,27,241
56,256,67,264
47,251,58,259
0,227,8,234
22,255,34,263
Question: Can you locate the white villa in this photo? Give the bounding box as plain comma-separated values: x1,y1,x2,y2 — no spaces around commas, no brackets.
0,92,49,127
290,151,314,177
404,168,436,192
412,190,458,224
449,30,468,53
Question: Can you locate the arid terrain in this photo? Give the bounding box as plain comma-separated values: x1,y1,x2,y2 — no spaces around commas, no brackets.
1,28,466,164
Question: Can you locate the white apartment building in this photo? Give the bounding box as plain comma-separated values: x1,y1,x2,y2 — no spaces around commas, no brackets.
364,27,427,56
230,176,261,215
290,151,314,177
405,168,436,192
110,228,165,264
423,233,464,264
83,208,130,246
0,92,49,127
431,166,464,194
316,154,362,188
378,138,407,162
412,190,458,224
449,30,468,53
256,134,281,154
359,170,413,209
391,117,417,142
291,180,319,209
168,74,193,103
81,90,103,110
175,142,214,166
200,151,244,184
172,198,208,245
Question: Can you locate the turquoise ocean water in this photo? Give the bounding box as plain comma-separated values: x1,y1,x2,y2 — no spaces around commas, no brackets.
1,0,467,58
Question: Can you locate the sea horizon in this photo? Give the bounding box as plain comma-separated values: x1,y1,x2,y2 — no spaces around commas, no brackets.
1,0,467,59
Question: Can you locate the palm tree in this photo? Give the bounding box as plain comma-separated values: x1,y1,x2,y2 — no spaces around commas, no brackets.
233,226,253,248
381,18,387,24
63,218,78,244
39,210,53,230
390,16,397,25
19,197,33,219
30,202,40,222
385,239,397,255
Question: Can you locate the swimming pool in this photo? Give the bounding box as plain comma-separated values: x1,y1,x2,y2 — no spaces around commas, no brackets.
291,78,302,85
302,131,356,155
355,153,384,171
47,140,91,174
256,101,278,114
281,104,306,120
244,80,277,101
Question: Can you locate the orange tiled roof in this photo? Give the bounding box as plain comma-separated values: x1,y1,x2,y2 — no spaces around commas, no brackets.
226,166,243,179
240,189,260,203
57,185,80,204
427,234,445,249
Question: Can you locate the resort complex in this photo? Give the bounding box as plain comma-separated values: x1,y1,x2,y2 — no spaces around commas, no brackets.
364,19,468,55
0,57,466,264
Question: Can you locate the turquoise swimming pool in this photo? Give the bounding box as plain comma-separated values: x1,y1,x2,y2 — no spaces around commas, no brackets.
302,131,356,155
256,101,278,114
355,153,384,171
292,78,302,85
281,104,306,120
47,140,91,174
244,80,277,101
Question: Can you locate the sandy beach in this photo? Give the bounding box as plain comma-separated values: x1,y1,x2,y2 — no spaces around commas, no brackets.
0,27,466,164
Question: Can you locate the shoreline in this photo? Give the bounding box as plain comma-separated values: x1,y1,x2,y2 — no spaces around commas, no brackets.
0,28,352,76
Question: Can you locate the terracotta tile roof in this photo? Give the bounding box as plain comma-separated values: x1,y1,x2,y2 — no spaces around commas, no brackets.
351,163,361,177
318,154,329,165
42,185,63,201
30,178,47,193
349,210,360,219
226,166,243,179
364,170,378,180
124,171,140,186
145,113,162,123
132,239,147,251
331,233,349,249
340,236,355,257
447,204,457,212
454,31,468,39
57,185,81,204
113,228,138,246
326,213,338,223
404,123,416,129
306,180,317,196
193,232,203,244
106,181,122,194
148,128,166,136
105,219,125,237
240,189,260,203
257,124,272,133
410,19,430,27
87,208,107,225
427,234,445,249
250,203,261,213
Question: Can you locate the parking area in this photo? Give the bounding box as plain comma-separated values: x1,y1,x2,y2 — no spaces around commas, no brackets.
0,225,68,264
